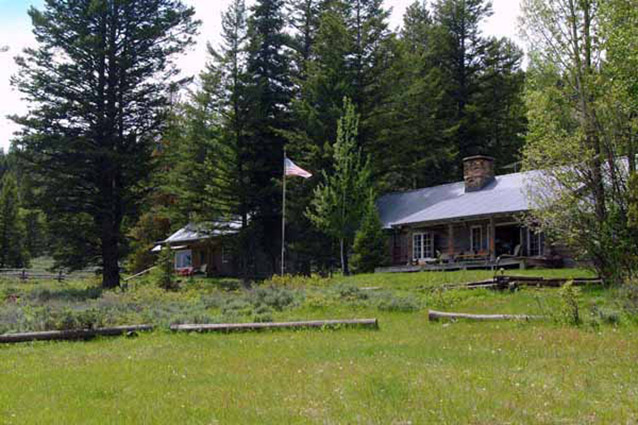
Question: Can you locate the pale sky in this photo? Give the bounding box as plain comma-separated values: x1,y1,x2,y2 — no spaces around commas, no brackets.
0,0,523,150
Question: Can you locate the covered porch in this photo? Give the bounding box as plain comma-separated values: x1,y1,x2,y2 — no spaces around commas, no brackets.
382,214,554,272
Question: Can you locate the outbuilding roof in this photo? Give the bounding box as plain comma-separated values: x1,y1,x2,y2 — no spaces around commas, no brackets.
160,221,242,245
377,170,540,229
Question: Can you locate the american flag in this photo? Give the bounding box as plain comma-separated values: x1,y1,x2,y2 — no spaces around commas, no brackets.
284,157,312,179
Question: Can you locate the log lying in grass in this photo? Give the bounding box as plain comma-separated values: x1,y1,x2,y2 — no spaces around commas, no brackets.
0,325,154,344
511,277,603,287
453,276,603,290
428,310,544,322
171,319,379,333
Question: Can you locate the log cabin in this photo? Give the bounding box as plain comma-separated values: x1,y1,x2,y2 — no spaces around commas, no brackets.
153,222,240,276
376,156,571,272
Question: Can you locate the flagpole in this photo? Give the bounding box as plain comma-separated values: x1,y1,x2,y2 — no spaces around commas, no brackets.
281,148,286,276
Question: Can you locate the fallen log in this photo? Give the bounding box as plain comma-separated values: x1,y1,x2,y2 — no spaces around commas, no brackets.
0,325,154,344
508,277,603,288
171,319,379,333
428,310,544,322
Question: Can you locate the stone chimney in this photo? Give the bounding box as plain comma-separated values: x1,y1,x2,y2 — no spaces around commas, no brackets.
463,155,495,192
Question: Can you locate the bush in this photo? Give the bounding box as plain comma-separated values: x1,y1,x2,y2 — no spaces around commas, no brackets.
335,284,368,301
251,287,296,311
377,294,420,312
155,248,178,291
351,194,387,274
264,274,328,288
252,304,274,323
558,281,582,325
221,298,253,317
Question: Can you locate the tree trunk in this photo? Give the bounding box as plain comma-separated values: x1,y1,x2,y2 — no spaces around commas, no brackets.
340,238,350,276
101,217,120,289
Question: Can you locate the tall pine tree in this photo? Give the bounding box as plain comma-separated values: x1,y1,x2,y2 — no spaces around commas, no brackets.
283,2,354,273
371,1,455,189
11,0,198,287
0,173,28,268
426,0,527,177
244,0,294,272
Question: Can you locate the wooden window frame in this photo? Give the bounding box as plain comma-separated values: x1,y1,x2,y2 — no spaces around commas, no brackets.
413,232,434,260
527,229,544,257
175,249,193,269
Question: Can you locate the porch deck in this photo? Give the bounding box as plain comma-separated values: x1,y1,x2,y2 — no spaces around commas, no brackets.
375,257,530,273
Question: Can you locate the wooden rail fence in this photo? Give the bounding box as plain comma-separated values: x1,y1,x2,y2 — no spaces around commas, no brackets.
0,269,96,282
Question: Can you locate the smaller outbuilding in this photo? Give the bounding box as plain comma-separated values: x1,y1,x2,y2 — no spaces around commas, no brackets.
153,221,240,276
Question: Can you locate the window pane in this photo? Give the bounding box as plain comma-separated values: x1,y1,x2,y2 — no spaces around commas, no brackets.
529,231,543,256
176,250,192,268
413,234,422,259
472,227,482,252
424,233,433,258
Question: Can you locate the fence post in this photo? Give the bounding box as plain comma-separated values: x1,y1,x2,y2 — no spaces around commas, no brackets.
21,269,27,282
58,270,63,282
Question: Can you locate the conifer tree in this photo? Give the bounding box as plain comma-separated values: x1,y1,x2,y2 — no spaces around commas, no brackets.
11,0,198,288
206,0,253,277
351,190,386,273
476,37,527,168
345,0,391,105
344,0,392,150
372,1,455,189
0,173,27,268
244,0,294,271
287,0,325,81
430,0,494,167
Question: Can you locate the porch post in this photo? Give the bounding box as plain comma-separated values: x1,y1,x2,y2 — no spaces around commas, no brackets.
447,224,454,256
489,216,496,261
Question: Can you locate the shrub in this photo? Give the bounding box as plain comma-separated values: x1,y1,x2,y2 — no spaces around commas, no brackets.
76,308,106,329
264,274,328,288
559,281,582,325
58,308,80,330
219,279,241,291
221,298,253,317
251,287,296,311
335,284,368,301
252,304,274,323
155,247,178,291
304,292,333,310
352,194,387,274
618,281,638,315
590,305,622,325
377,294,420,312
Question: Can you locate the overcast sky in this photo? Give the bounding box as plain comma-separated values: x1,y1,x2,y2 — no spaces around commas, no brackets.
0,0,523,150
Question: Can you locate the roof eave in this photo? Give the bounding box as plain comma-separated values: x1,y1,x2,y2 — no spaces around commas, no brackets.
389,209,530,229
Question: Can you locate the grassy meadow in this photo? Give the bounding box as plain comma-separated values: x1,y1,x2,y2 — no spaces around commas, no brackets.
1,268,638,424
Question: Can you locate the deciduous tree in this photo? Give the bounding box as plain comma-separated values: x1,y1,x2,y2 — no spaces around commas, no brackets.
307,98,371,275
521,0,638,283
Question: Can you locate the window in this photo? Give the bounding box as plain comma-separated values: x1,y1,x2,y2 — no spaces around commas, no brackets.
221,246,230,264
471,226,483,253
175,250,192,269
527,229,544,257
413,232,434,260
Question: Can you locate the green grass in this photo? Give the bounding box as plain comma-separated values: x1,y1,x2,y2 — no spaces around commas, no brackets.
1,268,637,424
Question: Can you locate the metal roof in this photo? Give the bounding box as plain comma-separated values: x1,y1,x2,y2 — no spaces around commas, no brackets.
377,170,541,228
160,221,242,245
